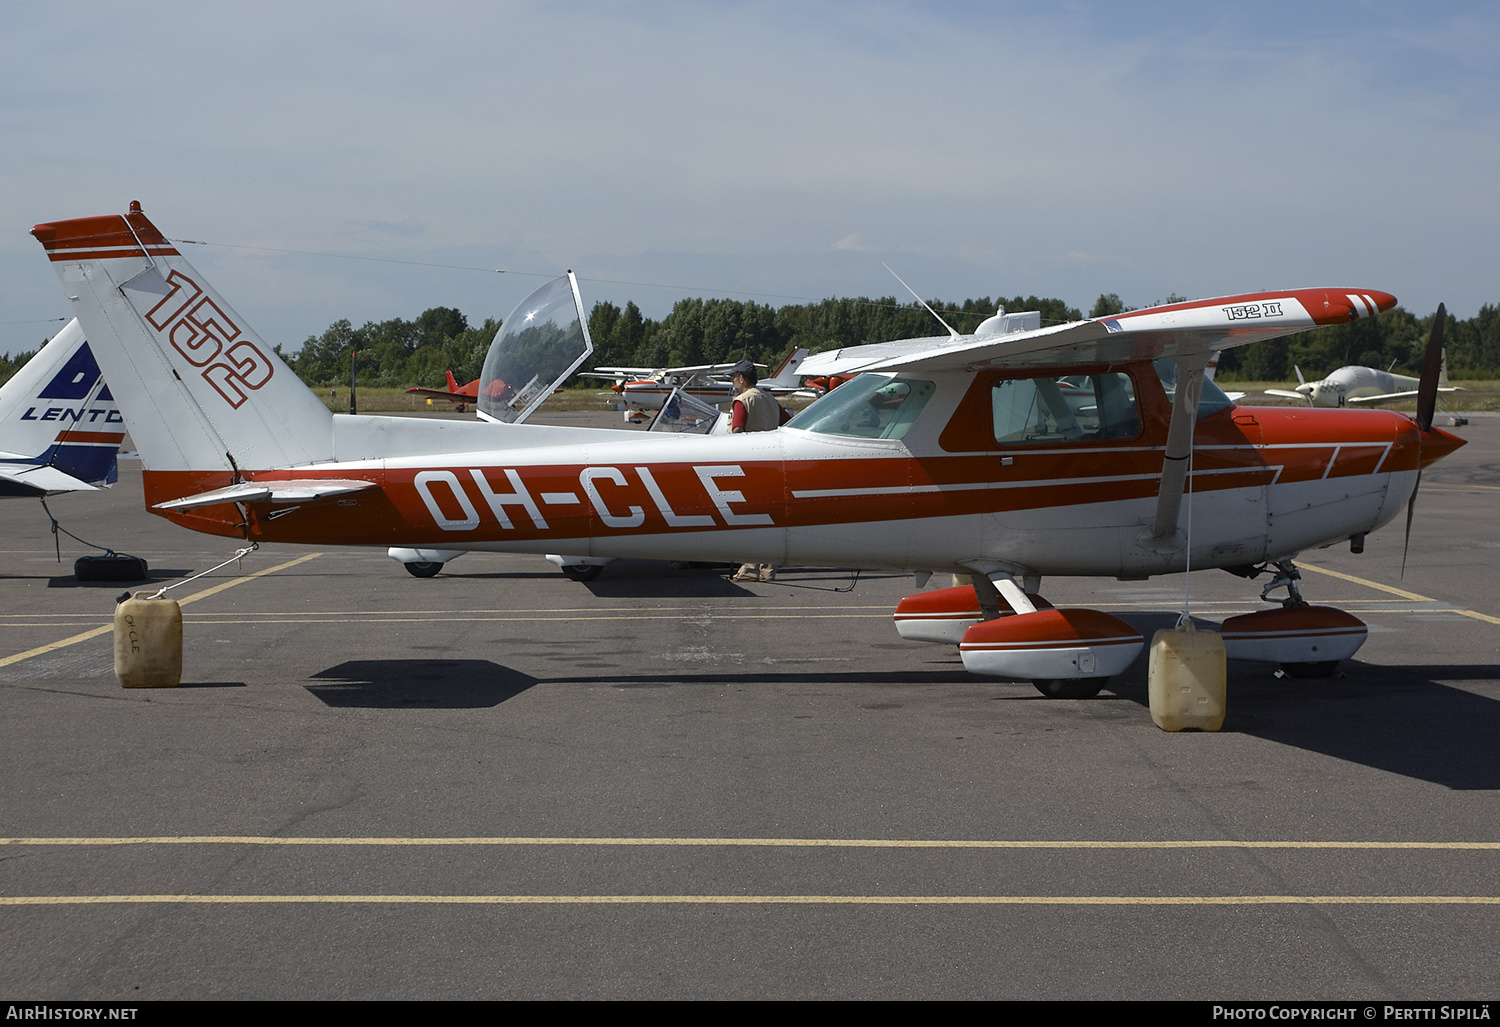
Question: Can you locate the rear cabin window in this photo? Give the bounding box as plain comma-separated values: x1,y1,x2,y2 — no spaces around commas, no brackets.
991,372,1140,445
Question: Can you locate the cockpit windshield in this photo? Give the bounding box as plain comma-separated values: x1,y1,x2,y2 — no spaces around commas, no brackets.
476,273,593,423
785,374,936,440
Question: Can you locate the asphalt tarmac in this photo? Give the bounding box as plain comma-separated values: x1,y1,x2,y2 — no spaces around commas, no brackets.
2,411,1497,1000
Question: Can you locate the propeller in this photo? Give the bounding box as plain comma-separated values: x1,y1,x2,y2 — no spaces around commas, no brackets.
1293,365,1314,405
1415,303,1445,433
1401,303,1446,577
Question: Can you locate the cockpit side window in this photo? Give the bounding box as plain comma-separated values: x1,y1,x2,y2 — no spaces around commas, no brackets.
786,374,936,440
991,372,1140,445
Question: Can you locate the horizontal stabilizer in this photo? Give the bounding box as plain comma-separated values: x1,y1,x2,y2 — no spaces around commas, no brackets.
0,465,99,497
153,478,378,511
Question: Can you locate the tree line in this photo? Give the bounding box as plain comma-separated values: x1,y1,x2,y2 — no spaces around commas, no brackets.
5,294,1497,389
273,292,1088,389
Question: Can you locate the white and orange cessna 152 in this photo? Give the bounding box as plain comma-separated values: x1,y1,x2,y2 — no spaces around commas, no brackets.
32,203,1466,697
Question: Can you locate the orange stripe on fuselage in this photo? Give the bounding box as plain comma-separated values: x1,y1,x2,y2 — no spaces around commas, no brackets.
137,408,1418,547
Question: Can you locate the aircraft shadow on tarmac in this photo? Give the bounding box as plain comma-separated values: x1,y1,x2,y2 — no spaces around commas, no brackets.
1110,613,1500,790
543,611,1499,791
307,660,536,709
576,669,982,690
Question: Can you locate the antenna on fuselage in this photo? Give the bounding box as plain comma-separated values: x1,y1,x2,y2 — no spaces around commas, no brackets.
883,263,961,340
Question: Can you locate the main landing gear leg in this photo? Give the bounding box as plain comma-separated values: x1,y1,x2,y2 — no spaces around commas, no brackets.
1243,558,1349,678
1260,559,1306,608
970,575,1002,621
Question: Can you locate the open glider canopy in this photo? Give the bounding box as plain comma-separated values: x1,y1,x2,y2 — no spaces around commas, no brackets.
476,273,593,424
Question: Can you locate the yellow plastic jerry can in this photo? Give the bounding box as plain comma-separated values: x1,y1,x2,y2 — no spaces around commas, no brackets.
1148,621,1225,731
114,593,183,688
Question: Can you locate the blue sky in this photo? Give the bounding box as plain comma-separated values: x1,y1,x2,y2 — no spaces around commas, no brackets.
2,1,1495,355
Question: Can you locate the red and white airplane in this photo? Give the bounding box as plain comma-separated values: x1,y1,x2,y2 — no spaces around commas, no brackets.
587,348,807,423
406,370,489,411
32,203,1466,696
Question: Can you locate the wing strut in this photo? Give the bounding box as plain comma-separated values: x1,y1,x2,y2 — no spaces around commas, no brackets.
1151,358,1209,540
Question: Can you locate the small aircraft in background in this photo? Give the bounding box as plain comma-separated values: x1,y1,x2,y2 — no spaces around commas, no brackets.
586,348,808,422
406,370,485,411
36,203,1466,698
1203,351,1245,402
1265,336,1461,407
1,318,125,497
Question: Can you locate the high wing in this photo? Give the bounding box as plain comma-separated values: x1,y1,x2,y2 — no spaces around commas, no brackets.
799,289,1396,377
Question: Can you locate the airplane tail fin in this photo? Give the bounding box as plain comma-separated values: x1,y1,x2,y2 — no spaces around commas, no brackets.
0,319,124,494
445,369,460,393
1438,348,1450,389
31,203,334,475
762,347,808,389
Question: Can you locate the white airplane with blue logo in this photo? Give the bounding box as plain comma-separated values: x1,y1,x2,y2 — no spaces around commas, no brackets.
0,318,126,497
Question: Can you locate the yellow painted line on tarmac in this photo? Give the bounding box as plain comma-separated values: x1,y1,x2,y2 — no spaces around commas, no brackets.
0,553,322,669
1296,563,1431,601
4,836,1498,849
127,614,894,625
0,605,898,622
171,552,323,608
4,607,1468,628
3,894,1497,907
0,625,116,668
1298,563,1498,623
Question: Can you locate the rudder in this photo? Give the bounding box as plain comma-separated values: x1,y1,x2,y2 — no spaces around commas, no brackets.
32,203,334,475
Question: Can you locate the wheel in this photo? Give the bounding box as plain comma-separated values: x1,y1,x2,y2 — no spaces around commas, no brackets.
1032,678,1107,699
1279,661,1339,679
561,563,602,582
403,561,443,578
